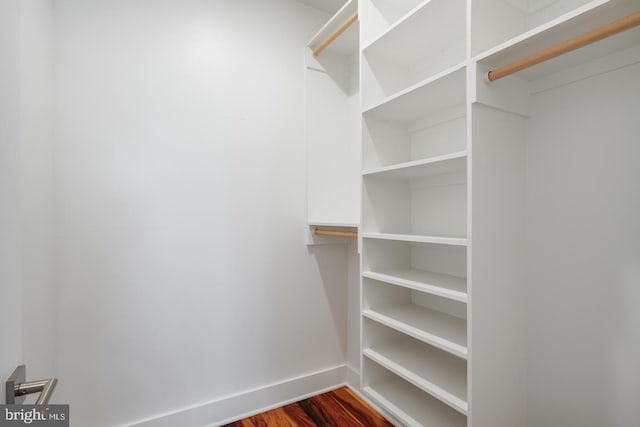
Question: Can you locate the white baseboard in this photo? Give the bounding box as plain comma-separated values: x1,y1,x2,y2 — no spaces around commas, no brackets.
346,365,360,391
129,365,347,427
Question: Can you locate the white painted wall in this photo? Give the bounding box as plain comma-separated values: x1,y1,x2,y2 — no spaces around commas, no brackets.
0,0,24,394
19,0,55,383
525,61,640,427
52,1,348,425
0,0,54,401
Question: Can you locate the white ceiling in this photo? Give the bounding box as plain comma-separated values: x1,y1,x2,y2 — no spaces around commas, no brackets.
297,0,348,14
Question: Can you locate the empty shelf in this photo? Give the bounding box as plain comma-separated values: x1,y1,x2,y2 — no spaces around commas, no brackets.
365,338,467,414
362,232,467,246
363,304,467,359
363,269,467,303
363,64,466,122
362,151,467,179
365,378,467,427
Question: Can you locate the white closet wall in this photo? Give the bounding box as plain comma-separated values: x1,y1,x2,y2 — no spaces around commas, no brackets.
0,0,24,384
0,0,55,388
524,60,640,426
17,0,56,382
53,1,351,425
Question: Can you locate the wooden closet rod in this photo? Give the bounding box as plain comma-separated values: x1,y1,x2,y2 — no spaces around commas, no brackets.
314,228,358,238
487,12,640,82
313,12,358,57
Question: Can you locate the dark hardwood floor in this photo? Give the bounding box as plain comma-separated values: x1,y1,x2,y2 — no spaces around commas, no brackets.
222,386,393,427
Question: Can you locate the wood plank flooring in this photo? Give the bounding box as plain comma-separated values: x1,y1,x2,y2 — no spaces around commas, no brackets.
222,386,393,427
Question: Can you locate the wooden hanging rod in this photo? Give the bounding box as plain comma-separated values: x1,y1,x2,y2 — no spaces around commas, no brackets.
487,12,640,82
313,12,358,57
314,227,358,239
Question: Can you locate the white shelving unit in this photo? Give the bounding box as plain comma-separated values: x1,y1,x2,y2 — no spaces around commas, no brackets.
359,0,639,426
359,8,470,414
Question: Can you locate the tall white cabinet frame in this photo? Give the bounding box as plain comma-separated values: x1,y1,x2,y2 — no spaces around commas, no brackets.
305,0,361,243
357,0,640,426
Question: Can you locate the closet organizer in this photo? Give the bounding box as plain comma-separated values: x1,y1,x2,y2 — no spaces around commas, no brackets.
305,0,360,244
307,0,639,426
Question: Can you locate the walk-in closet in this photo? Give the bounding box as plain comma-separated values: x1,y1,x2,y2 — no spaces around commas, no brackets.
2,0,638,426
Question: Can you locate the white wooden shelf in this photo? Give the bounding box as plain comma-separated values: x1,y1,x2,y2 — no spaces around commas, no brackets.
360,2,470,424
473,0,639,80
361,0,426,46
364,379,467,427
364,338,467,414
362,151,467,180
363,304,467,359
362,232,467,246
363,269,467,303
363,0,465,50
362,0,466,72
363,64,466,122
471,0,607,56
360,0,465,105
308,220,358,228
306,223,357,246
307,0,359,57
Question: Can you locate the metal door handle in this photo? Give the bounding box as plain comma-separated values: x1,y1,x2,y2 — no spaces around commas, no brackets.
5,365,58,405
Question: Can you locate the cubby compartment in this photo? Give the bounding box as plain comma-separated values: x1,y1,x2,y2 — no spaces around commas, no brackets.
361,0,466,106
362,159,467,239
471,0,638,57
363,360,467,427
360,0,426,46
363,239,467,302
362,66,466,169
364,319,468,414
363,278,467,358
